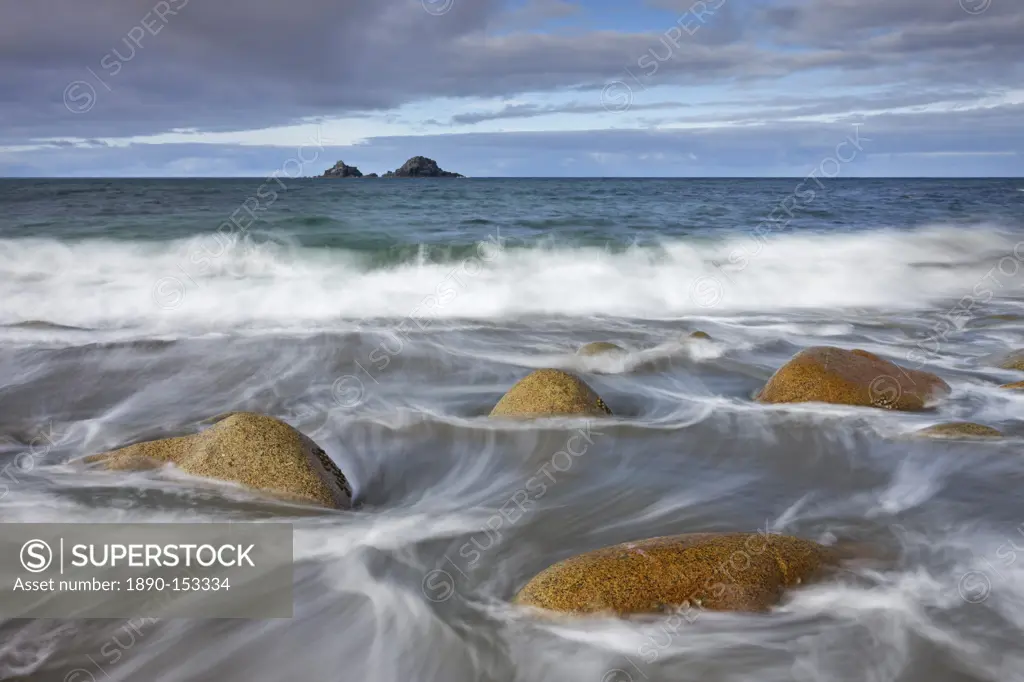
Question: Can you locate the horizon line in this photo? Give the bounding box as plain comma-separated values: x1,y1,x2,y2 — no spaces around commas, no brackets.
1,176,1022,180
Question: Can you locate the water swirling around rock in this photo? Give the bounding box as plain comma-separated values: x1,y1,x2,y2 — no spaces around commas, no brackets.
1,178,1024,681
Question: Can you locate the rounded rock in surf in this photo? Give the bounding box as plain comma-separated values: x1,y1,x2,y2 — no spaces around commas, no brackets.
490,369,612,418
915,422,1003,439
514,532,836,616
80,412,352,509
756,346,950,411
576,342,625,356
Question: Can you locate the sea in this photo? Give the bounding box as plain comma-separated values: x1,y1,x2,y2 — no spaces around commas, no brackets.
0,177,1023,682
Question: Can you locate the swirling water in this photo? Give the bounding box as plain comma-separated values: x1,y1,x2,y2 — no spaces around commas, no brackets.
1,178,1024,681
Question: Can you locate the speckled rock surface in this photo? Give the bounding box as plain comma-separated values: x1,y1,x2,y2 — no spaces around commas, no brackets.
756,346,950,411
576,342,625,356
916,422,1003,439
514,532,835,616
999,351,1024,371
490,369,612,418
83,413,352,509
1000,381,1024,390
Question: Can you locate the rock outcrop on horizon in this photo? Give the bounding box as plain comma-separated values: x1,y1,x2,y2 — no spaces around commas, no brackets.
321,156,462,178
322,160,364,178
383,156,463,178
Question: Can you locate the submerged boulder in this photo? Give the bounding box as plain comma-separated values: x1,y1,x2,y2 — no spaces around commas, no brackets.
82,413,352,509
490,369,612,418
1000,381,1024,390
999,350,1024,371
576,342,625,357
514,532,836,616
688,331,712,341
916,422,1002,439
756,346,950,411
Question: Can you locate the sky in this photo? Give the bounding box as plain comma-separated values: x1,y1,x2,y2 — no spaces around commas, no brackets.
0,0,1021,177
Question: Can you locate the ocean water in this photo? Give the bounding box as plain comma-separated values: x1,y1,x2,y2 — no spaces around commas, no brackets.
1,177,1024,681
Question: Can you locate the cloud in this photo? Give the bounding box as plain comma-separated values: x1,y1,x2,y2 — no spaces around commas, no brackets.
443,87,1006,127
0,0,1021,174
3,103,1019,177
447,100,688,124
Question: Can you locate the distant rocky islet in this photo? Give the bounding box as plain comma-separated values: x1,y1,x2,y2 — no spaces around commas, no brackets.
321,155,463,179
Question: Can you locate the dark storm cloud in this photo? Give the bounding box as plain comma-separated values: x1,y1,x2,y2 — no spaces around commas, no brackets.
1,0,1022,146
758,0,1015,42
498,0,581,29
0,0,501,140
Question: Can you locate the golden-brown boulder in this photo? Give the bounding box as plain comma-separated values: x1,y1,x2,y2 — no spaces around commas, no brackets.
756,346,950,411
82,413,352,509
915,422,1002,439
1000,381,1024,390
576,342,625,356
999,351,1024,371
490,369,611,418
514,532,835,616
688,331,712,341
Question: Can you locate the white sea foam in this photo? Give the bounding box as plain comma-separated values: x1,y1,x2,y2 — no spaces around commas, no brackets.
0,225,1021,338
